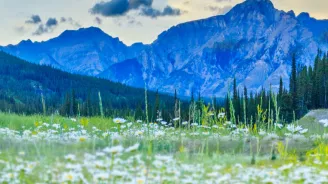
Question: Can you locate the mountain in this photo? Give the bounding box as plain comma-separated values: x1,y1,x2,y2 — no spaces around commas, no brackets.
0,51,178,117
2,0,328,96
1,27,144,76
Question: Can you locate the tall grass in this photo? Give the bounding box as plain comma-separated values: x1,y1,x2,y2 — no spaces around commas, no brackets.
98,91,104,118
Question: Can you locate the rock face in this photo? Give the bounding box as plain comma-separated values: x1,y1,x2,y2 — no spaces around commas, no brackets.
1,27,142,76
2,0,328,96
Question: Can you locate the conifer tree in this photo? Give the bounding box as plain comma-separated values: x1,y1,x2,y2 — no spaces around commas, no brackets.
279,77,283,102
243,86,248,123
154,90,160,119
290,54,298,117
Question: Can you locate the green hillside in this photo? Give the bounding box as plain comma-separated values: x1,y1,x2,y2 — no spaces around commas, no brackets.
0,51,179,119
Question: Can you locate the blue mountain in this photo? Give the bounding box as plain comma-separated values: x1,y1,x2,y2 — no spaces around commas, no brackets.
1,0,328,96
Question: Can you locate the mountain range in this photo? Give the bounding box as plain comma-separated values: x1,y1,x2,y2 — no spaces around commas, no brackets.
1,0,328,97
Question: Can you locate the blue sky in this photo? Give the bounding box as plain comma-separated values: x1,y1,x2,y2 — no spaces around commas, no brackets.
0,0,327,46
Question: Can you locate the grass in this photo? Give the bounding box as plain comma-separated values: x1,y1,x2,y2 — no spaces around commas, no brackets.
1,111,328,183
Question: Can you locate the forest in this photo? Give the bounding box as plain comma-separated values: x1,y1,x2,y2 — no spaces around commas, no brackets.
1,50,327,124
0,51,181,120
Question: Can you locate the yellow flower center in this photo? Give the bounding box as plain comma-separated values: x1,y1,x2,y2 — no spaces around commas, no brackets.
79,137,86,142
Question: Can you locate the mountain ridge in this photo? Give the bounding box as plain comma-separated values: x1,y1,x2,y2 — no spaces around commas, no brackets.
1,0,328,96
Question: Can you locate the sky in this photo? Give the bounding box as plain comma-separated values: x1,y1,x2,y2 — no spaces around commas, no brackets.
0,0,327,46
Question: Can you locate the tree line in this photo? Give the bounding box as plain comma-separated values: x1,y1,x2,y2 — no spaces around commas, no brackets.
224,50,328,124
1,49,328,124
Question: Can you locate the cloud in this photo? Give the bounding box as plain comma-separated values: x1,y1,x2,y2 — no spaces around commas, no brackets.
33,18,58,35
129,0,152,9
113,15,142,27
140,6,182,18
205,5,232,15
14,26,26,34
61,17,82,27
25,15,42,24
95,17,102,25
90,0,130,17
45,18,58,27
33,25,49,35
60,17,67,22
65,17,81,28
90,0,182,18
30,16,81,36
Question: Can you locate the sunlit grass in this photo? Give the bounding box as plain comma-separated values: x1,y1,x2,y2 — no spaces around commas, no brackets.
1,111,328,183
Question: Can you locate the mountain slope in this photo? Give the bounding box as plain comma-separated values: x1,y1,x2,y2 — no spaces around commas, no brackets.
2,0,328,96
0,51,177,116
1,27,143,76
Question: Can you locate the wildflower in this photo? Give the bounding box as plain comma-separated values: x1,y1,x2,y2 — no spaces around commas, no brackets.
113,118,127,124
212,125,219,129
275,123,283,129
155,131,165,137
263,133,279,141
52,124,61,129
182,121,188,125
70,118,77,122
286,124,304,133
34,121,40,127
125,143,140,153
190,132,200,136
191,123,198,126
103,145,124,154
218,112,225,118
278,163,293,171
18,151,25,156
299,128,308,134
156,118,163,122
62,172,79,182
202,131,210,135
136,120,142,123
259,129,266,136
135,130,143,136
173,117,180,121
208,113,215,116
64,154,76,161
161,121,168,125
319,119,328,127
94,173,109,181
207,172,219,177
136,178,145,184
78,136,87,142
80,118,88,127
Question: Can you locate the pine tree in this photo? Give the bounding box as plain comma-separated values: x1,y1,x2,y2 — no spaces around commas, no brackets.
174,89,179,118
61,92,71,116
154,90,160,120
290,54,298,118
135,102,143,120
279,77,283,102
243,86,248,123
191,90,194,103
86,90,91,117
225,94,231,120
232,78,240,123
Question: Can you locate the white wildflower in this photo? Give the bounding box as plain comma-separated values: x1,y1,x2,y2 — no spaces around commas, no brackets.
113,118,127,124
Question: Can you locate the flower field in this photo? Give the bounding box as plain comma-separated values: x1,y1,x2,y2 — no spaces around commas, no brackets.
1,112,328,183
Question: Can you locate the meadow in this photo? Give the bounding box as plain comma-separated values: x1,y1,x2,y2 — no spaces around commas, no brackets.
1,110,328,183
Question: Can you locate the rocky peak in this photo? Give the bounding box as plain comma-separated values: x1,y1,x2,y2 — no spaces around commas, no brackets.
297,12,311,21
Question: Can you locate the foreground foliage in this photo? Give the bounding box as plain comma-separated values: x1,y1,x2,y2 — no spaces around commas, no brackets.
1,112,328,183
